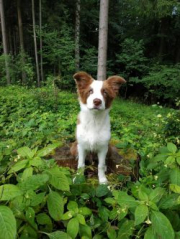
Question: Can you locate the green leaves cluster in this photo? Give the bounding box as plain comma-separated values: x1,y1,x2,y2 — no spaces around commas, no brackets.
0,86,179,238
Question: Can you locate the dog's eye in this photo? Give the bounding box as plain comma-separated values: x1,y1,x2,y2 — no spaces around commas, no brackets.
89,89,93,94
103,90,108,96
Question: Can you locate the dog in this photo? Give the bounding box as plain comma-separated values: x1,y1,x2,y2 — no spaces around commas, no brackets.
73,71,126,184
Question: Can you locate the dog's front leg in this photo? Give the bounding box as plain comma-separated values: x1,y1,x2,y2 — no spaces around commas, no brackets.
98,146,108,184
77,144,86,169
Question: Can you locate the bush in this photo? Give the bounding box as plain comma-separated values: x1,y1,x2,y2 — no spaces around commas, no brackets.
139,64,180,103
116,38,149,79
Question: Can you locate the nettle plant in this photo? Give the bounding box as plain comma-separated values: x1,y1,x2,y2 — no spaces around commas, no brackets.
0,142,180,239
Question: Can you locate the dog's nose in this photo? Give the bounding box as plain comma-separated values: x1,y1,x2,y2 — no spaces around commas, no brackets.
93,98,102,106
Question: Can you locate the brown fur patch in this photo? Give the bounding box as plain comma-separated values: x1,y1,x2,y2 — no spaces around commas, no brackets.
102,81,116,109
106,76,126,96
70,141,78,157
73,71,94,104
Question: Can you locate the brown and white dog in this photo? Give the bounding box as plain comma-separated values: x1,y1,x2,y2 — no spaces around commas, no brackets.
73,72,126,184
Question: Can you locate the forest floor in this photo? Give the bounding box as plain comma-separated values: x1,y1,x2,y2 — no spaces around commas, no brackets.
0,85,179,239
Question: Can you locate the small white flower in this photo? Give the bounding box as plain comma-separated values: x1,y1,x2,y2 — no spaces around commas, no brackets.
145,219,152,224
157,114,162,118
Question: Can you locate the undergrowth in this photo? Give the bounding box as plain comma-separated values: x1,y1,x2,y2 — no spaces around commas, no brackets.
0,86,180,239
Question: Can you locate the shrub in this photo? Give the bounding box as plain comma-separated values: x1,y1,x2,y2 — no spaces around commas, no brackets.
140,64,180,103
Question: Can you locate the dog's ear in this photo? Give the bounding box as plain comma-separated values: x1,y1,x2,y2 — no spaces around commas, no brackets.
73,72,93,90
106,76,126,96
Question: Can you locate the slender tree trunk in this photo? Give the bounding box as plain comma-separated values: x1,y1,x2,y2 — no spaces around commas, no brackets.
17,0,26,83
0,0,10,84
39,0,44,82
75,0,80,71
97,0,109,81
32,0,40,87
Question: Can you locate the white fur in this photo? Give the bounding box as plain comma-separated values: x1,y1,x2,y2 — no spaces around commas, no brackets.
76,80,111,184
86,81,106,110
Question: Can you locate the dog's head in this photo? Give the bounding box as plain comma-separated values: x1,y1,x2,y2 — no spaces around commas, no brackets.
74,71,126,111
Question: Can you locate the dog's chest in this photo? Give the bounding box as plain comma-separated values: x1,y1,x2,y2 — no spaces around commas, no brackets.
76,111,111,151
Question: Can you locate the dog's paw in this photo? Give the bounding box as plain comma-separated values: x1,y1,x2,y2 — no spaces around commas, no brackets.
99,176,108,184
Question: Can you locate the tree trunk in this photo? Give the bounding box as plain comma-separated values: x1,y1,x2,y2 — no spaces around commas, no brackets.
97,0,109,81
0,0,10,84
17,0,26,83
39,0,44,82
32,0,40,87
75,0,80,71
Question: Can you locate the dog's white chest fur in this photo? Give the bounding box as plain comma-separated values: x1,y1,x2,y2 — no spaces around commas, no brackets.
76,110,111,152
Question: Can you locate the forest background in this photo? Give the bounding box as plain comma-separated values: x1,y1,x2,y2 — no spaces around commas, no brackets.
1,1,180,239
1,0,180,105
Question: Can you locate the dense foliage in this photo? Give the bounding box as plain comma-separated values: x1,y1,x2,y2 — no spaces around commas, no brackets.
1,0,180,105
0,86,180,239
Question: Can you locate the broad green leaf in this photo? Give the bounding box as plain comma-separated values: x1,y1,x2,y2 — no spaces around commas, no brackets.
151,210,175,239
67,217,79,239
0,184,22,201
9,195,26,216
170,169,180,186
36,213,52,225
149,187,165,203
167,143,177,153
96,184,109,197
98,206,110,222
0,206,16,239
79,224,92,238
135,204,148,225
47,191,64,221
176,157,180,166
104,197,116,205
152,154,167,162
48,168,70,191
144,226,157,239
77,214,86,225
138,190,149,201
30,157,44,167
30,192,46,207
26,207,35,224
61,211,74,220
79,207,92,216
47,231,70,239
117,191,138,208
21,167,33,180
17,146,34,158
37,143,61,157
107,226,117,239
170,184,180,193
159,194,180,209
19,174,49,191
165,156,175,165
118,207,128,221
67,201,78,212
8,159,28,174
175,232,180,239
118,219,134,239
109,209,118,220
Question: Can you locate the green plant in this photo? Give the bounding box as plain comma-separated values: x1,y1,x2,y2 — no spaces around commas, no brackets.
0,86,179,238
116,38,149,79
139,64,180,103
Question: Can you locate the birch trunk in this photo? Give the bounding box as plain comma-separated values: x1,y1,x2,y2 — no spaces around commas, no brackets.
39,0,44,82
97,0,109,81
75,0,80,71
32,0,40,87
0,0,10,84
17,0,26,83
